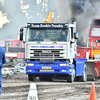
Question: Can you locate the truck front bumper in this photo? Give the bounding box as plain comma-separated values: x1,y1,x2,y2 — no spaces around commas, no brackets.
26,61,73,75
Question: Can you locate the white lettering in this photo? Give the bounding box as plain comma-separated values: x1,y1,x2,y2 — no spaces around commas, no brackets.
32,24,39,28
31,24,64,28
40,24,51,27
52,24,63,28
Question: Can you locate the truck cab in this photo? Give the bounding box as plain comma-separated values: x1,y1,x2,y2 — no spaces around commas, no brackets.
20,23,87,82
25,23,77,63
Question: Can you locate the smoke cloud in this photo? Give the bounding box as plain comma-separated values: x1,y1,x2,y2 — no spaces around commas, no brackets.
0,0,100,46
70,0,87,21
55,0,100,46
0,0,4,6
0,11,10,28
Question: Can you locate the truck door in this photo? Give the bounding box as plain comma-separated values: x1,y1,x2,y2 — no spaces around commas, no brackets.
70,27,76,59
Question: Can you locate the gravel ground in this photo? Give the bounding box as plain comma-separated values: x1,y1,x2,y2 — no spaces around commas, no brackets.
1,63,100,100
0,74,100,100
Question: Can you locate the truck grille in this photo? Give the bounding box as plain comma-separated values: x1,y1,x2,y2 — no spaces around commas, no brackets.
30,49,63,58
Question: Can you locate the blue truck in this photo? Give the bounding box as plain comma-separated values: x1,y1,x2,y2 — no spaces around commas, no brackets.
19,22,87,82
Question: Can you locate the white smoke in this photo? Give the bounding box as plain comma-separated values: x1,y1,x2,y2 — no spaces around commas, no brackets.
0,11,10,28
0,0,4,6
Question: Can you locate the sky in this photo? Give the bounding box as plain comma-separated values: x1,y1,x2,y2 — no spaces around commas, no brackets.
0,0,57,40
0,0,100,45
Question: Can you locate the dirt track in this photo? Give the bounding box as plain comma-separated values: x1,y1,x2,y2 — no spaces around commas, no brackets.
0,74,100,100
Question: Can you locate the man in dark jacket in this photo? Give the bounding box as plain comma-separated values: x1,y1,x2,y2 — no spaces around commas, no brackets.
31,31,43,41
0,47,6,95
58,31,67,41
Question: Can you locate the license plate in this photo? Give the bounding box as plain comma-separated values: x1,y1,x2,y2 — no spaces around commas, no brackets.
42,67,51,69
40,69,54,72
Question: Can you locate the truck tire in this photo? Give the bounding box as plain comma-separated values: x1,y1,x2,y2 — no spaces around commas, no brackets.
88,68,98,81
67,69,75,83
6,58,11,62
12,58,17,63
28,74,36,81
79,64,87,82
94,68,98,80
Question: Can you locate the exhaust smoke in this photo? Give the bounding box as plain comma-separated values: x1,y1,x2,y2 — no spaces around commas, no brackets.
0,0,100,47
55,0,100,46
70,0,87,21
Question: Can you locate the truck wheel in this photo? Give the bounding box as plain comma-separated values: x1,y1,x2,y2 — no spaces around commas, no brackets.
28,74,36,81
94,68,98,80
67,69,75,83
87,68,98,81
6,58,11,62
12,58,17,63
92,68,98,81
79,65,87,82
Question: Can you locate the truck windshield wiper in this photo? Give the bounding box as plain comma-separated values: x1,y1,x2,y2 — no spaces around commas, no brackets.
52,41,58,44
36,41,41,44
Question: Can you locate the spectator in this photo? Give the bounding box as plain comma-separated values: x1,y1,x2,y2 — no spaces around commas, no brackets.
0,47,6,95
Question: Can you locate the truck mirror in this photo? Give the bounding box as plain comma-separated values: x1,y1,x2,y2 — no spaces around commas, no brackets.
71,39,75,43
74,32,78,39
20,28,23,41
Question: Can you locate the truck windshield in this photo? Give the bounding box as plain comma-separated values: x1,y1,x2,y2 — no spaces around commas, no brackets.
26,28,69,42
91,28,100,36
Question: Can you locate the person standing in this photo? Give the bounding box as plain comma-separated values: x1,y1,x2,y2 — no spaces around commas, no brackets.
0,47,6,95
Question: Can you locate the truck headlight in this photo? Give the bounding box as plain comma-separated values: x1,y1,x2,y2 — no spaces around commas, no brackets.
26,63,34,66
60,63,68,66
28,70,32,72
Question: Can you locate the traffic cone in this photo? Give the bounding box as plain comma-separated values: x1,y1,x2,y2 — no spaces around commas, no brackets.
89,83,96,100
